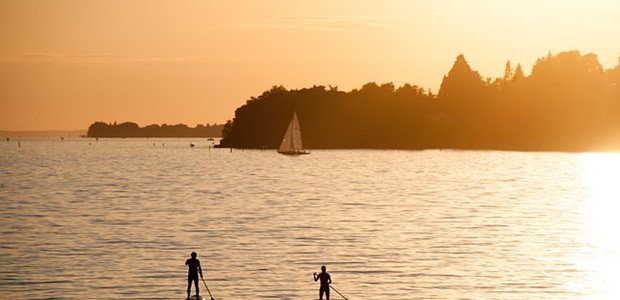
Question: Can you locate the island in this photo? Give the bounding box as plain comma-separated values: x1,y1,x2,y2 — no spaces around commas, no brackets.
87,122,223,138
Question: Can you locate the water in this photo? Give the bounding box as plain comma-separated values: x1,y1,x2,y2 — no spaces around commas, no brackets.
1,138,619,300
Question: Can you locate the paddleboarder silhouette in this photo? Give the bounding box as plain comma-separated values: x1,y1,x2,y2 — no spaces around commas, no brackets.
314,265,332,300
185,252,203,300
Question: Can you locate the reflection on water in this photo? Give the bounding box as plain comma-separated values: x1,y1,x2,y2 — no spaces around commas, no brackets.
1,139,619,300
575,153,620,299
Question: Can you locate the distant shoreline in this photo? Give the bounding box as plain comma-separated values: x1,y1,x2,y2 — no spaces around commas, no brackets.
86,122,224,138
1,130,223,139
0,130,87,138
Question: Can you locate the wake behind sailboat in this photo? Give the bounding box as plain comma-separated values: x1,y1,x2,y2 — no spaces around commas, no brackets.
278,111,310,155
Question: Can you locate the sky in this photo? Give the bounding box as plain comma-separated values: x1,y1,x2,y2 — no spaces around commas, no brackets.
1,0,620,131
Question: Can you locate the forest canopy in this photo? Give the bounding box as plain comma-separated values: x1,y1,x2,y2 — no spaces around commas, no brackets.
219,50,620,151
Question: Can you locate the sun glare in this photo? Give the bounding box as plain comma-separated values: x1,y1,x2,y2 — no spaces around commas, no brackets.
580,153,620,235
576,153,620,299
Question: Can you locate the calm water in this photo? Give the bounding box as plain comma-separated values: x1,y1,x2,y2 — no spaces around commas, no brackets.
1,138,620,300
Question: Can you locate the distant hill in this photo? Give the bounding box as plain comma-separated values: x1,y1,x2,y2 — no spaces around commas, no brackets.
86,122,223,138
0,130,86,138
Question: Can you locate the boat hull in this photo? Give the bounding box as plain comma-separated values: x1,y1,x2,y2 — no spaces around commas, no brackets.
277,150,310,155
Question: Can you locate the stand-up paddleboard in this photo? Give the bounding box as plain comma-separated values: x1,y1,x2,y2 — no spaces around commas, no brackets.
186,295,221,300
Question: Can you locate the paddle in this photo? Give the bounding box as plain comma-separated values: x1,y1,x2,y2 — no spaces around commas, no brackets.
200,276,215,300
330,284,349,300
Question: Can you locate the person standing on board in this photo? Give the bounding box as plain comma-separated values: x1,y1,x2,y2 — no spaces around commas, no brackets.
314,265,332,300
185,252,203,300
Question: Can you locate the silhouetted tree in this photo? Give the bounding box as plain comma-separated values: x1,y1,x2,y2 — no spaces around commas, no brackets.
438,54,496,147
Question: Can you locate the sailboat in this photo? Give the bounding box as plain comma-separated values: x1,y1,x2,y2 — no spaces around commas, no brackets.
278,111,310,155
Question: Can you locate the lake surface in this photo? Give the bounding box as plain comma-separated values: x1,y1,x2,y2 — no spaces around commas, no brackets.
1,138,619,300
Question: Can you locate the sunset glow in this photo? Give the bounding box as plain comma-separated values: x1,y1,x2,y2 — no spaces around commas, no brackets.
4,2,620,298
1,0,620,130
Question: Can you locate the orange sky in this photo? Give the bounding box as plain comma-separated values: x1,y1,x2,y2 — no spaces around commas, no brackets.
1,0,619,131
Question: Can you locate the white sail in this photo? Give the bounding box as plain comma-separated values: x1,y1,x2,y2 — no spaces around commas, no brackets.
278,111,308,154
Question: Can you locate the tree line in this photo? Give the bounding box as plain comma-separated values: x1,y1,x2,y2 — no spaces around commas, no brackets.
87,122,223,138
219,50,620,151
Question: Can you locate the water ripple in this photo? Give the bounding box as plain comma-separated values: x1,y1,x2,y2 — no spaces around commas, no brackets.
1,140,618,299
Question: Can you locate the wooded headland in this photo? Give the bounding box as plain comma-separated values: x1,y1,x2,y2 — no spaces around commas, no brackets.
219,51,620,152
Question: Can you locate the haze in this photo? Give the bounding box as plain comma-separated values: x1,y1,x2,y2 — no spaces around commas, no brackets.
1,0,619,131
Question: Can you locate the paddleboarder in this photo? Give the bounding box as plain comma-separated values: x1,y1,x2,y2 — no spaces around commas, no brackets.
314,265,332,300
185,252,203,300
